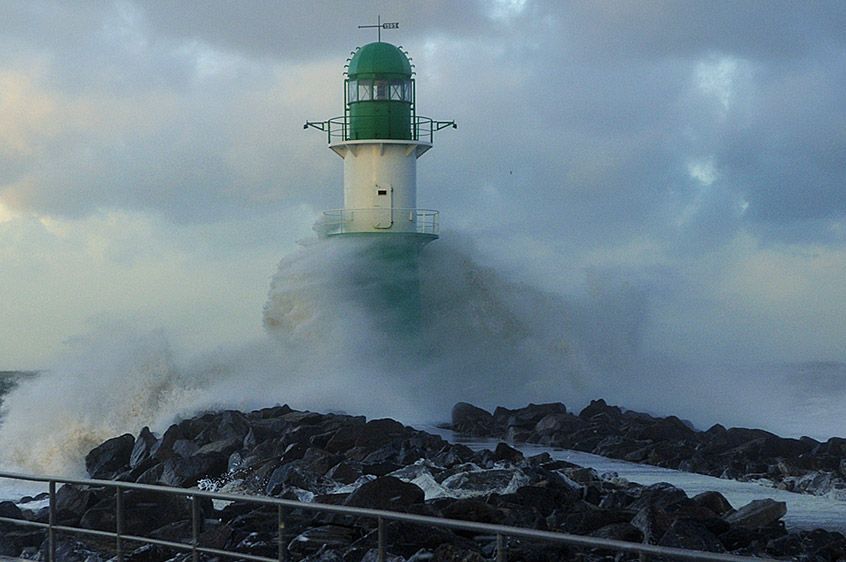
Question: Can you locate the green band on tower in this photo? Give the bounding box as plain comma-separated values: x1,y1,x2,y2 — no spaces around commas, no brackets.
346,42,414,140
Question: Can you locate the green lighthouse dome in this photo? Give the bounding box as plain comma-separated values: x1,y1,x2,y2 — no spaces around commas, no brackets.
347,42,412,78
345,42,414,140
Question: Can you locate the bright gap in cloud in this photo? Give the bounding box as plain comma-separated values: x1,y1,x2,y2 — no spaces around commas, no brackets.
695,56,739,110
488,0,529,21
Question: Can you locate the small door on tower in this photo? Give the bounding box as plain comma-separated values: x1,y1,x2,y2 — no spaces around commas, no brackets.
374,184,393,229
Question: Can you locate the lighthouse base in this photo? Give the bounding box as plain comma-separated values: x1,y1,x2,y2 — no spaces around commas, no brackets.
326,233,432,335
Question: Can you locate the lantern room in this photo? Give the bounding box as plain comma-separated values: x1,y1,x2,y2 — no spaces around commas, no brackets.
345,42,415,140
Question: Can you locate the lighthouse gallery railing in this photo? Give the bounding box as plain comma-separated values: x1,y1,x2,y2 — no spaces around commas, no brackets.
304,116,456,144
0,471,774,562
321,208,439,236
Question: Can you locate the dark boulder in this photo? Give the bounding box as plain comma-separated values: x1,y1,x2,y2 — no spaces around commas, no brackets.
195,436,242,457
724,499,787,529
590,522,643,542
501,403,567,430
0,500,22,519
325,461,362,484
355,418,407,449
160,454,227,487
266,460,318,495
693,491,734,516
534,413,583,435
493,442,523,464
344,476,424,511
659,519,725,553
451,402,494,435
130,426,157,468
85,433,134,478
287,525,356,557
441,499,503,524
631,504,673,544
578,399,622,421
149,424,185,462
629,416,695,442
54,484,95,522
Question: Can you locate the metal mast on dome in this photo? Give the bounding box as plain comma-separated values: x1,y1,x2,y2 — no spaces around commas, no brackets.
357,15,399,43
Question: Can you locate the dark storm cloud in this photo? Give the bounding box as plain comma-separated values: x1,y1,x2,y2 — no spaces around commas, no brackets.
136,1,493,60
1,0,845,245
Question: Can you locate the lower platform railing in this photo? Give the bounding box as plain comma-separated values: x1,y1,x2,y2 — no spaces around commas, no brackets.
0,470,774,562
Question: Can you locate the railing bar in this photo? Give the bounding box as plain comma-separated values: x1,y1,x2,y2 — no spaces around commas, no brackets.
0,516,50,529
496,533,506,562
277,504,286,562
48,480,56,562
377,516,385,562
0,471,773,562
191,494,199,562
50,524,120,539
116,487,124,562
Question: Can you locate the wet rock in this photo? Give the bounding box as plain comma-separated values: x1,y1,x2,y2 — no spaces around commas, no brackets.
326,461,362,484
0,500,23,519
85,433,134,478
130,426,157,468
54,484,95,522
344,476,424,511
441,498,503,524
558,508,632,535
451,402,494,435
266,461,318,495
534,412,583,435
590,522,643,542
288,525,356,557
196,436,242,457
659,519,725,553
160,453,227,487
500,403,567,430
493,442,523,464
441,467,528,497
693,491,734,516
578,399,622,421
724,499,787,529
429,543,486,562
630,504,673,544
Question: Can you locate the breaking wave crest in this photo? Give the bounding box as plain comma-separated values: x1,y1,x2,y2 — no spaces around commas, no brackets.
0,235,644,475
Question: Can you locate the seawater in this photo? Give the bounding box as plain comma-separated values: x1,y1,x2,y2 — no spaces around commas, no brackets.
425,426,846,533
0,237,844,529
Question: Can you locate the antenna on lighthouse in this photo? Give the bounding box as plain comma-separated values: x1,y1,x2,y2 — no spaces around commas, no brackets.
358,15,399,42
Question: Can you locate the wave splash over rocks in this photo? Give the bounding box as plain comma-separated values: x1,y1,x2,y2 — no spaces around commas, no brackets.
0,236,639,476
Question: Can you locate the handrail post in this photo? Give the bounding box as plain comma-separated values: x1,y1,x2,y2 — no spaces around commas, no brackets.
48,480,56,562
191,494,199,562
116,487,124,562
377,516,385,562
277,505,286,562
496,532,506,562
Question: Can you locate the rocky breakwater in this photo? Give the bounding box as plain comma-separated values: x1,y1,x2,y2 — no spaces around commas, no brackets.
449,400,846,500
1,405,844,560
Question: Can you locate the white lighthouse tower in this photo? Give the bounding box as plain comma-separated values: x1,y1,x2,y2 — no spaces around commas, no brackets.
306,38,455,245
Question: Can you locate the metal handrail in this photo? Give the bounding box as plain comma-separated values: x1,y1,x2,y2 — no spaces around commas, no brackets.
0,470,775,562
304,115,456,144
321,208,439,236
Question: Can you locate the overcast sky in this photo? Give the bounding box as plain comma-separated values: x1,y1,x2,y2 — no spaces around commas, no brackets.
1,0,845,370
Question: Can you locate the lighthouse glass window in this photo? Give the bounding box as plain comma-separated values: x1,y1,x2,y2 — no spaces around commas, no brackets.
390,81,403,101
357,80,372,101
347,81,358,102
374,81,388,100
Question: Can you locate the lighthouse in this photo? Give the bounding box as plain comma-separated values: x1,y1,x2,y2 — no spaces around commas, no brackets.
304,33,455,331
305,38,455,245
